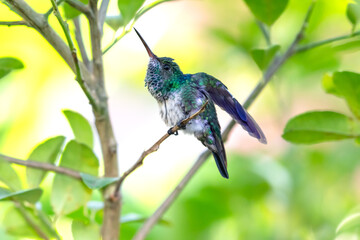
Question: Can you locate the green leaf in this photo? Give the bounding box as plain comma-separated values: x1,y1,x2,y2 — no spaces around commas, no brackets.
105,15,124,31
26,136,65,188
72,220,100,240
322,73,341,96
118,0,145,26
51,140,99,215
251,45,280,70
63,110,93,148
0,57,24,79
347,0,360,30
336,212,360,234
63,0,89,19
0,159,22,191
0,69,11,79
243,0,288,26
0,187,42,204
282,111,360,144
80,173,118,190
332,71,360,119
0,57,24,70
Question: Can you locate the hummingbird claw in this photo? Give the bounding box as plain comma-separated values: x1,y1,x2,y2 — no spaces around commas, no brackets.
167,128,178,136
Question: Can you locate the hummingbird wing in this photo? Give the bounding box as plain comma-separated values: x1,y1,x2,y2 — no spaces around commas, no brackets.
191,73,267,144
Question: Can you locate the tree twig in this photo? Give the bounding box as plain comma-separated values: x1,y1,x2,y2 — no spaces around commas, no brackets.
295,30,360,53
133,2,316,239
44,0,65,19
0,20,30,26
88,0,106,110
102,0,173,55
113,100,209,198
0,154,82,179
99,0,110,34
14,202,50,240
103,27,131,55
73,17,91,69
50,0,99,111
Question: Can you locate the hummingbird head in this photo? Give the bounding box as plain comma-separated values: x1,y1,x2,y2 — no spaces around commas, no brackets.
134,28,184,99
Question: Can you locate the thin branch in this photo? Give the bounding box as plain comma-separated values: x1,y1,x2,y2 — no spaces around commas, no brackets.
0,154,81,179
50,0,99,111
113,100,209,198
44,0,65,19
134,0,173,21
102,0,173,55
0,20,30,26
89,0,106,108
103,27,132,55
133,2,316,239
15,202,50,240
295,30,360,53
99,0,110,34
73,17,91,69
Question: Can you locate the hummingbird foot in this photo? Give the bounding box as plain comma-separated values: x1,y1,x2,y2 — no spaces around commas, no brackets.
167,128,179,136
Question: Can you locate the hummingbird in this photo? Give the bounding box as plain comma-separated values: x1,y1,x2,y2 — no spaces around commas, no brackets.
134,28,266,179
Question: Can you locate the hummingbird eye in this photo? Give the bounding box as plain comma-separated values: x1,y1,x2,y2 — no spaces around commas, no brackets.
163,64,171,71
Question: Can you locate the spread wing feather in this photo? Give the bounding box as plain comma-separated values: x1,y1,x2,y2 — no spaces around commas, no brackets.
192,73,267,144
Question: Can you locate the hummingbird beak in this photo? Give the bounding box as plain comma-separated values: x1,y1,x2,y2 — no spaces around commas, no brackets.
134,28,157,59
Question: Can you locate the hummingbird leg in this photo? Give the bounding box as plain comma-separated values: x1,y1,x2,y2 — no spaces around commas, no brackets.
176,121,187,130
167,120,186,136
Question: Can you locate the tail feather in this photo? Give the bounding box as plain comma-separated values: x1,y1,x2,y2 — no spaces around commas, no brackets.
212,151,229,179
211,123,229,179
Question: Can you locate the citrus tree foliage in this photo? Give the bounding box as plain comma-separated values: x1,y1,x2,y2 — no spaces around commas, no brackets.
1,0,360,239
281,0,360,236
0,0,173,239
283,72,360,144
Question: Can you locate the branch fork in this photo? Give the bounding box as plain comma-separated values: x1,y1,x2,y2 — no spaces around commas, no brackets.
111,100,209,200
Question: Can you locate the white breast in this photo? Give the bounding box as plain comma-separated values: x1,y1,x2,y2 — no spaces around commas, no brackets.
159,92,207,135
159,93,186,126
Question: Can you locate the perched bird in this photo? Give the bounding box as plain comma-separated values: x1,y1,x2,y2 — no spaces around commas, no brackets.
134,28,266,179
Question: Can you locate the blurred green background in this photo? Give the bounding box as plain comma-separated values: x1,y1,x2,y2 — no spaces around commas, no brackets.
1,0,360,239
